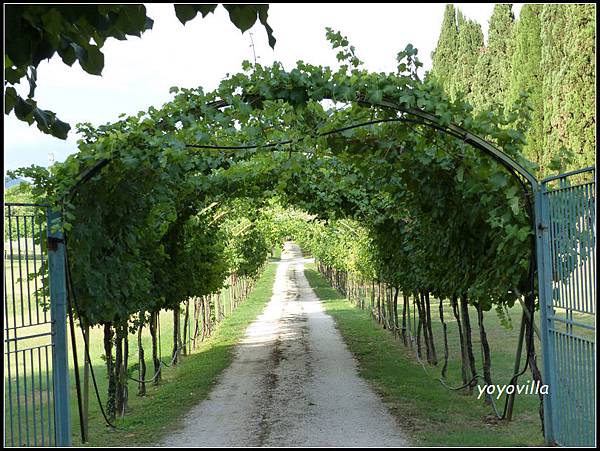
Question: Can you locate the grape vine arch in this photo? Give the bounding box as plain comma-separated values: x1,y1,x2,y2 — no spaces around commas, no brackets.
14,38,559,442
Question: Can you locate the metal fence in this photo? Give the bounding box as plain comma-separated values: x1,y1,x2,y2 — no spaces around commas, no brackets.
539,167,596,447
4,203,71,447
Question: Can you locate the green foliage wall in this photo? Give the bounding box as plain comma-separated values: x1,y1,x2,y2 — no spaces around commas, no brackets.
507,4,543,169
431,3,596,176
540,4,596,173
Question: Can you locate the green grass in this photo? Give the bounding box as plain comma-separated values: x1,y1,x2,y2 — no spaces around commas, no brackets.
269,244,283,262
304,263,546,447
5,262,277,447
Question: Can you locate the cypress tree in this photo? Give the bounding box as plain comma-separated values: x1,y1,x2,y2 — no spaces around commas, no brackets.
540,4,596,173
560,4,596,170
429,4,595,174
431,4,460,92
471,4,515,112
450,13,484,103
507,4,544,170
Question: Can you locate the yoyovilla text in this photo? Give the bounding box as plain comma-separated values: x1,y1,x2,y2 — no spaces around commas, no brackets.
477,380,549,400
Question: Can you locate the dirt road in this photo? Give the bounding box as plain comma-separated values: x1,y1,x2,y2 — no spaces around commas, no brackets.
161,242,410,447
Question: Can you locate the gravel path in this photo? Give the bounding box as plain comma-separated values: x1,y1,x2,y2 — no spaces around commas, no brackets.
160,242,410,447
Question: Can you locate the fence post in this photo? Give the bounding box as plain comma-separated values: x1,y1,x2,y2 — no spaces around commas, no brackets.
534,186,554,445
47,209,72,446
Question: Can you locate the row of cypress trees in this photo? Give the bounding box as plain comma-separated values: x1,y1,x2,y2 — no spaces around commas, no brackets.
430,4,595,176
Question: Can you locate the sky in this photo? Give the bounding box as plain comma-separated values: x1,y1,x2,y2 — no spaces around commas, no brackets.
4,3,523,172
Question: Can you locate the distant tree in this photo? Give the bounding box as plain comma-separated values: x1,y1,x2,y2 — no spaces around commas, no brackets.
451,12,484,103
540,4,596,173
4,182,36,240
507,4,544,171
430,4,460,91
4,4,276,140
430,3,595,175
471,4,515,112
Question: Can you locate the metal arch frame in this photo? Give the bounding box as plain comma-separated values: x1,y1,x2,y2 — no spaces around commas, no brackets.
69,96,540,191
365,98,539,189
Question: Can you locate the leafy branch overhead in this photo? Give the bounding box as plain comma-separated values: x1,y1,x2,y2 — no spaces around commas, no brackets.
4,4,277,140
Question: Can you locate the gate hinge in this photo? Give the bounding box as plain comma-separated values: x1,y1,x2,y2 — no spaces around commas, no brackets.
537,222,548,232
47,236,64,251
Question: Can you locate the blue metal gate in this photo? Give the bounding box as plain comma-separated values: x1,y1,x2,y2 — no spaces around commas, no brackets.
537,167,595,446
4,203,71,447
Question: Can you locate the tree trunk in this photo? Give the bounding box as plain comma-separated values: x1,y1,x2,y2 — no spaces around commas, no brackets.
460,295,477,393
121,326,129,416
193,298,200,349
103,323,116,422
115,325,125,417
149,310,161,385
451,295,468,386
415,294,424,359
417,292,431,363
137,315,146,396
476,302,493,404
393,287,399,337
401,293,408,346
376,282,382,325
182,301,189,356
525,289,545,431
173,305,181,365
407,294,413,347
424,292,437,365
370,281,375,319
82,322,90,439
439,299,449,379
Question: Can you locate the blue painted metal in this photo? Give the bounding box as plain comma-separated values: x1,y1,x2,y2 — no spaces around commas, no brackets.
3,204,71,447
46,209,72,447
539,167,595,446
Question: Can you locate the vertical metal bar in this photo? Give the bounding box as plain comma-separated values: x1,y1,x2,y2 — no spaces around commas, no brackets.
586,183,593,313
583,340,589,445
39,217,49,323
24,215,34,326
47,208,72,446
552,331,559,441
590,181,596,313
30,214,41,325
578,186,585,314
555,332,563,442
8,226,23,446
30,349,37,445
563,187,572,313
44,345,54,445
566,334,573,444
579,338,585,446
16,215,27,327
23,349,30,446
37,347,46,446
564,187,572,314
534,185,555,444
549,191,566,313
573,336,579,445
577,187,585,313
578,337,584,446
587,341,592,446
572,188,581,314
557,190,568,311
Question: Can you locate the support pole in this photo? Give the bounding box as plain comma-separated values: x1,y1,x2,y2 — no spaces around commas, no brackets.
47,209,72,447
